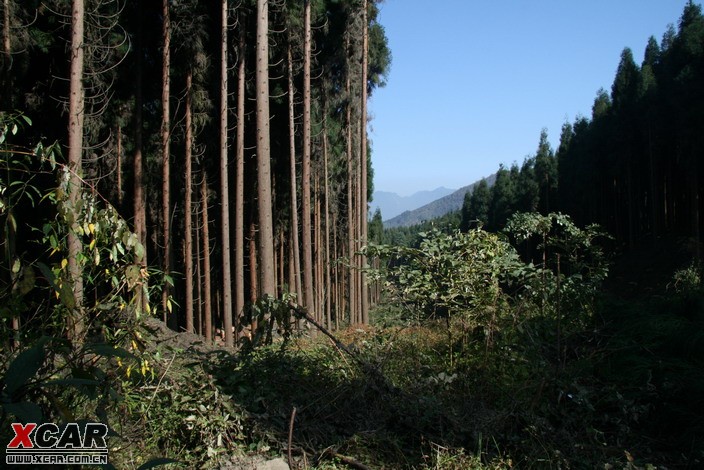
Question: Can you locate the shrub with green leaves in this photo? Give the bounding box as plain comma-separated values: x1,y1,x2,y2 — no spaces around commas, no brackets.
1,112,175,468
366,228,521,330
504,212,610,323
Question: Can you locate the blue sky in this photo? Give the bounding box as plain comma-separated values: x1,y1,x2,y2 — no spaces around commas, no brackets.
369,1,696,196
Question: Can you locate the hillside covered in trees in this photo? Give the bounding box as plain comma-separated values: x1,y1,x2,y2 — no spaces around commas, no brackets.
458,2,704,247
383,174,496,229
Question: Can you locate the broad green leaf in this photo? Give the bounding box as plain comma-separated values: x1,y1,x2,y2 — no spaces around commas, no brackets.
44,378,100,387
86,343,135,359
134,242,145,260
36,262,58,291
59,281,76,309
2,401,43,423
4,342,47,396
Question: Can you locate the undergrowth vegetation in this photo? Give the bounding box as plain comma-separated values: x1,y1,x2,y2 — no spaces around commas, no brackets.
2,114,702,468
129,215,697,468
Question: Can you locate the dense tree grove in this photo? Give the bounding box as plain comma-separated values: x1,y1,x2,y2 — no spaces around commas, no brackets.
4,3,704,468
461,2,704,253
0,0,390,339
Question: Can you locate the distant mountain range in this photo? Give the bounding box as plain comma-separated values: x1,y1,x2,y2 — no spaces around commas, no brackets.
383,174,496,228
370,187,456,220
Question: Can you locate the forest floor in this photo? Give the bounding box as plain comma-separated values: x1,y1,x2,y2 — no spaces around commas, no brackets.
125,313,700,467
107,236,703,469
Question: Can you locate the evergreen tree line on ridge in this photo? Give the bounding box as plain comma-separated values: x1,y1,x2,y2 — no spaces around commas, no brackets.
458,3,704,251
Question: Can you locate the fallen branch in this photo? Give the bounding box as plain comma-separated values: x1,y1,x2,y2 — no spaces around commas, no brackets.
314,446,372,470
289,303,404,397
288,407,297,469
288,303,364,367
332,453,372,470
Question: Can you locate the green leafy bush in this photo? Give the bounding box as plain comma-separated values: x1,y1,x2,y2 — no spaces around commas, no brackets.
1,112,175,469
367,228,519,324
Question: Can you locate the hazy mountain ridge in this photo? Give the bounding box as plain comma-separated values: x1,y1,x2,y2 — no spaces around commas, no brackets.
370,187,456,220
383,174,496,228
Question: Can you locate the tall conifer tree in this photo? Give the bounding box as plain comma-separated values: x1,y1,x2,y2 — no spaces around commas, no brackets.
67,0,85,340
256,0,276,298
220,0,234,346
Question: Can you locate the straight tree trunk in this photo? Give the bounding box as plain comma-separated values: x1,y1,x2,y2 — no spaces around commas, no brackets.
346,67,356,325
133,3,147,314
2,0,14,110
256,0,276,298
287,45,303,303
249,221,258,332
195,196,202,335
201,173,213,342
278,230,285,296
323,97,332,330
184,70,194,333
301,0,315,315
67,0,85,341
332,210,340,330
288,237,295,301
360,0,369,324
220,0,234,347
355,129,362,324
161,0,172,322
3,0,12,95
234,18,246,337
2,0,10,63
116,124,122,207
314,177,322,321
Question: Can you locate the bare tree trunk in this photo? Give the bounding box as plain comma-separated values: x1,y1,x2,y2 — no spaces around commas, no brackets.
3,0,13,102
184,70,194,333
202,172,213,342
256,0,276,298
314,177,322,321
234,16,246,338
355,133,362,324
360,0,369,324
116,124,122,208
132,3,147,315
323,97,332,330
278,230,285,296
195,192,202,335
67,0,85,341
249,221,258,332
333,211,339,330
345,60,356,326
287,45,303,304
2,0,10,64
220,0,234,347
288,236,295,299
161,0,172,322
301,0,315,316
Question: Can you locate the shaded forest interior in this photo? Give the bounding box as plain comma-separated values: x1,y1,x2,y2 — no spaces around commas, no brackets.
0,0,390,343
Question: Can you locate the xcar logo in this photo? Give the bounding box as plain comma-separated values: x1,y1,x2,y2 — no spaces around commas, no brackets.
6,422,108,465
